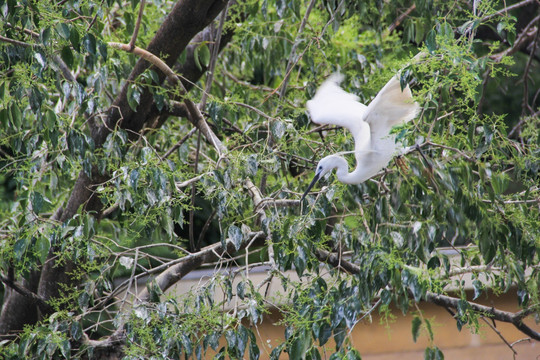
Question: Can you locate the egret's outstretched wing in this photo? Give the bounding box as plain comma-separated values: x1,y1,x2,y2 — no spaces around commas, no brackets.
363,75,419,141
306,74,368,136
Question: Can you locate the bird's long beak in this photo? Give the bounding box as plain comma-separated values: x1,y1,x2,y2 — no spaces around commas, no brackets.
301,172,321,202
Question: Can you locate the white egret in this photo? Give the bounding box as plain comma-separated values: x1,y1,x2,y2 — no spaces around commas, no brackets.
301,73,419,200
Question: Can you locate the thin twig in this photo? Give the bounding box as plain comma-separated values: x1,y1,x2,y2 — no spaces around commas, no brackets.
387,4,417,34
520,18,540,116
425,141,475,162
200,2,229,109
0,35,33,47
162,127,197,159
233,101,274,120
278,0,317,100
190,131,202,251
128,0,146,51
480,316,518,355
244,179,275,268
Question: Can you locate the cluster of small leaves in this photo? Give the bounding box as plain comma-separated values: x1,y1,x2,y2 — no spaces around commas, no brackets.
120,274,267,360
0,313,75,359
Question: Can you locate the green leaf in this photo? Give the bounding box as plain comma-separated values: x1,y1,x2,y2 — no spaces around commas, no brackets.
78,291,90,310
57,23,71,40
147,280,163,303
507,30,516,46
129,169,139,191
40,27,51,46
439,22,453,39
228,225,243,251
13,238,29,261
270,120,285,140
31,192,44,213
9,104,22,128
333,324,346,349
237,326,248,357
126,84,141,111
181,334,193,356
247,154,258,177
293,245,307,277
198,43,211,68
29,86,43,113
0,108,7,127
61,46,74,68
411,316,421,342
425,346,444,360
308,348,321,360
249,340,260,360
425,318,434,341
70,29,80,52
517,289,529,307
249,298,261,323
492,172,508,195
83,33,96,55
225,330,237,350
194,45,202,71
237,281,245,299
98,41,108,60
427,256,440,269
71,321,82,341
289,330,308,360
269,343,284,360
207,332,220,351
346,349,362,360
59,339,70,359
472,279,483,300
35,236,50,264
425,30,436,53
318,321,332,346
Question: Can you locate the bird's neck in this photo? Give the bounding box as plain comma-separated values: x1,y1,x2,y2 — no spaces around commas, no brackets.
332,156,367,184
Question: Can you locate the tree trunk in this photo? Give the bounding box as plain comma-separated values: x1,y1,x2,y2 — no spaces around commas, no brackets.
0,0,229,335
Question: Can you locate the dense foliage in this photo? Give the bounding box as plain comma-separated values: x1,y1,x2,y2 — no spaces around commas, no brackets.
0,0,539,359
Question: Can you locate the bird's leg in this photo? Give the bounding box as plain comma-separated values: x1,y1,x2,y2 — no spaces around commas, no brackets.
415,144,440,193
394,155,410,174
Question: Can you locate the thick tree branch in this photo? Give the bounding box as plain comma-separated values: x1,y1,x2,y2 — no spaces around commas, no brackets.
424,292,540,341
137,231,265,302
0,274,53,315
108,42,227,157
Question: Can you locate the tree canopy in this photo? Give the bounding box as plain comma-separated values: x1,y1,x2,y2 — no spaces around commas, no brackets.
0,0,539,359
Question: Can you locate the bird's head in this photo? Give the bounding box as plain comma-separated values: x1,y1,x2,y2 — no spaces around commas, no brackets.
301,155,343,201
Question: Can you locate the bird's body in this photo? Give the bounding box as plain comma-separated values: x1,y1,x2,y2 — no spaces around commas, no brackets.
302,73,419,199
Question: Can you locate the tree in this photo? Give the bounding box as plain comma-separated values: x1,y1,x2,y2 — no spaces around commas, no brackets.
0,0,538,359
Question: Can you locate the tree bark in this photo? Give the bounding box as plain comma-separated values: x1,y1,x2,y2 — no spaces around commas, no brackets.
0,270,40,335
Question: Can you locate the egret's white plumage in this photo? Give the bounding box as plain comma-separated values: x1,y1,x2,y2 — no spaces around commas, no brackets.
302,74,419,199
